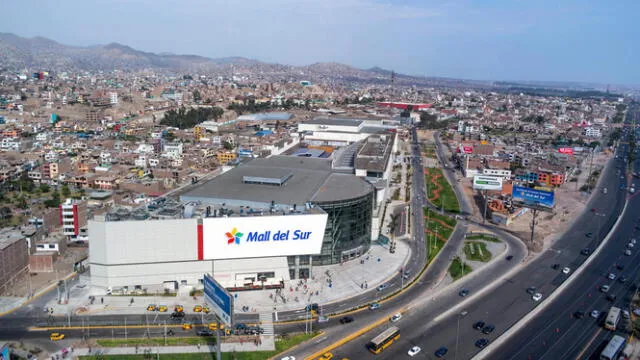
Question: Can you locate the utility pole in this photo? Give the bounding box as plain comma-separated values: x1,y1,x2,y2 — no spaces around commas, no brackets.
587,148,594,193
530,208,538,245
482,189,488,225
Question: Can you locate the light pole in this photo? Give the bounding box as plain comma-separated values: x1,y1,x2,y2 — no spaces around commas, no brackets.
455,312,461,360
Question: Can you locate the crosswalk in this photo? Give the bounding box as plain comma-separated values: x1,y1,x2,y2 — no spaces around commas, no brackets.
259,312,274,336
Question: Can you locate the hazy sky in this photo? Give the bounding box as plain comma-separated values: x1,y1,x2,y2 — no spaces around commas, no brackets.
2,0,639,85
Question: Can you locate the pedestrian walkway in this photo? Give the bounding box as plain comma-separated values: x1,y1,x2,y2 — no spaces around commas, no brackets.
259,312,274,336
54,338,276,359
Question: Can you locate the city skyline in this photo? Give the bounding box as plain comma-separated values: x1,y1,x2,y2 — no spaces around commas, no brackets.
1,0,639,85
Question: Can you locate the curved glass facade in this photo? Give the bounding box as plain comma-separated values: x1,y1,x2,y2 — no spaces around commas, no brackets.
312,192,374,265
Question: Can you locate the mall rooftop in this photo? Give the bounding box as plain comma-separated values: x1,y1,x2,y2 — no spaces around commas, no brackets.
180,155,374,208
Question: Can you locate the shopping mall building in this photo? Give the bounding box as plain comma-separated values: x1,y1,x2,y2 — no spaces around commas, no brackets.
89,155,379,293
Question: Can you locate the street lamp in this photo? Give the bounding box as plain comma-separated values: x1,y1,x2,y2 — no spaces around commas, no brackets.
454,311,463,360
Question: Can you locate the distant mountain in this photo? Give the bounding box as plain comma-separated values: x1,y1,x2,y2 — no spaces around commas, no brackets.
0,32,488,88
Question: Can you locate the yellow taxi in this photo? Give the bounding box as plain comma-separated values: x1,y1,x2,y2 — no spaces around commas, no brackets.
208,322,225,331
202,306,210,314
317,353,333,360
158,305,168,312
182,323,193,330
50,333,65,341
193,305,203,312
174,305,184,313
147,304,158,311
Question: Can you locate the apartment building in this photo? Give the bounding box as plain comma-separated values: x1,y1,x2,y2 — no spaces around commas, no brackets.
59,199,88,238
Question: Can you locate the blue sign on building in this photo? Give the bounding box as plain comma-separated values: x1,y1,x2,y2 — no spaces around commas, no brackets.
512,185,555,208
204,274,233,326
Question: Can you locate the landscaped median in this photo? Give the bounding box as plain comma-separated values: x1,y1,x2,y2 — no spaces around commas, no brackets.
448,256,473,281
424,167,460,213
78,332,317,360
424,207,457,264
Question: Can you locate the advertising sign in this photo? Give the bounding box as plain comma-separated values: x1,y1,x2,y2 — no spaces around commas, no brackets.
512,185,555,208
558,147,574,155
462,145,473,154
473,175,503,191
200,213,328,260
204,274,233,326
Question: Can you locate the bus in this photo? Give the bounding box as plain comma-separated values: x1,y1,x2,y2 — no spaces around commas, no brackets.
604,307,621,331
367,326,400,354
600,335,626,360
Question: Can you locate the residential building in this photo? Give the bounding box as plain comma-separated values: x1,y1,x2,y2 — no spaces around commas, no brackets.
60,198,89,238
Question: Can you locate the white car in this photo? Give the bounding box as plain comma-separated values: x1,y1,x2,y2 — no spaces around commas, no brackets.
590,310,600,318
628,243,635,249
625,249,632,256
632,239,637,244
608,273,617,280
532,293,543,302
600,285,610,293
391,313,402,322
408,346,421,357
562,267,571,274
281,356,296,360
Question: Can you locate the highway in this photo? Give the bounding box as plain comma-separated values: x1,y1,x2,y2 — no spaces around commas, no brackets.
484,106,640,360
325,114,631,359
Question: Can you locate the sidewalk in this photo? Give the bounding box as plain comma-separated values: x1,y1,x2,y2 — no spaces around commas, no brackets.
43,239,411,318
51,337,275,358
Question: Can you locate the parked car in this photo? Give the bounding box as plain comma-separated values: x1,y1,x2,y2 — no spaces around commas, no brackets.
562,267,571,274
532,293,543,302
50,333,65,341
581,248,592,256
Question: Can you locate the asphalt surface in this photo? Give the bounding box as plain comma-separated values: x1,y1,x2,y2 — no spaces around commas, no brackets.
282,128,527,359
486,106,640,360
327,116,631,359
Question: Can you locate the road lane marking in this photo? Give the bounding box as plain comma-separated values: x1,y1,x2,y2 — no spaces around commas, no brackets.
575,328,602,360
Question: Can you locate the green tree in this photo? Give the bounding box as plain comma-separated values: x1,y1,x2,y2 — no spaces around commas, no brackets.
61,184,71,198
39,183,51,193
223,140,234,150
44,191,61,208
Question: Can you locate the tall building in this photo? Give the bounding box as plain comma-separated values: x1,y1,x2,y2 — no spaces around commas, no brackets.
60,199,88,238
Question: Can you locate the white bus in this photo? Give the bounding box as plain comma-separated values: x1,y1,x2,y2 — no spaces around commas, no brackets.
604,307,621,331
600,335,626,360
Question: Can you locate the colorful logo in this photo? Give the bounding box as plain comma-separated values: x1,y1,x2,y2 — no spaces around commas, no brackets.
226,228,243,245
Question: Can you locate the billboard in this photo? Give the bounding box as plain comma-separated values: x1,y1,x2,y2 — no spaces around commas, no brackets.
200,213,328,260
512,185,555,208
558,147,574,155
204,274,233,326
473,175,503,191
